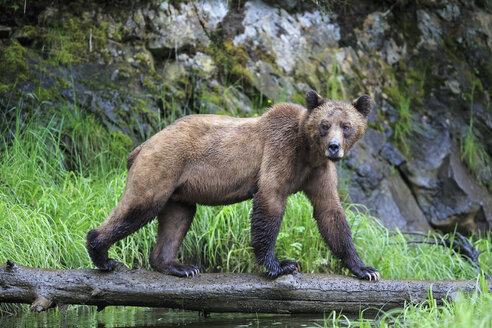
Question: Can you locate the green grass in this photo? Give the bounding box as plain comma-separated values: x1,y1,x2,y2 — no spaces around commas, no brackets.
375,277,491,328
0,101,491,326
318,278,491,328
392,94,412,153
325,58,345,101
460,82,491,189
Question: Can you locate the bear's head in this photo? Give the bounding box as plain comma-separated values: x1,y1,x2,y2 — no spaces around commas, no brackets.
304,90,373,162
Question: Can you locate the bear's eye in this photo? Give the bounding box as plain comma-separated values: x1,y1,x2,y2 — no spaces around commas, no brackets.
342,125,350,133
321,124,330,131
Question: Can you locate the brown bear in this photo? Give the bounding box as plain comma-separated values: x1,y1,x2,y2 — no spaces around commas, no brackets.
86,90,380,280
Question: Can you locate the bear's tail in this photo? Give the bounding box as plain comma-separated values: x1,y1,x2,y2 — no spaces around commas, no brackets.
126,143,144,170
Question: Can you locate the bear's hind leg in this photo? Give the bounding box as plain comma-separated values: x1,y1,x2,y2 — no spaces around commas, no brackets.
86,196,165,271
149,201,198,277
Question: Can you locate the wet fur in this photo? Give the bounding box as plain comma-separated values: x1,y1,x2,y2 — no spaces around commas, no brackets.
86,91,379,280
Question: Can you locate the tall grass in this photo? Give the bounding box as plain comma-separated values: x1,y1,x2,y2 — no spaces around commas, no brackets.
460,83,491,187
326,58,345,101
376,276,491,328
317,278,491,328
392,94,412,153
0,105,129,269
0,100,491,325
1,101,491,276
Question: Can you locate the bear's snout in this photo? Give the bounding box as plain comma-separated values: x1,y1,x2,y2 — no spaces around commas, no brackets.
328,141,340,156
325,141,344,161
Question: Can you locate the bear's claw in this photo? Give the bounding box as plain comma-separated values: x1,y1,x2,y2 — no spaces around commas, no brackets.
366,271,380,281
185,268,200,277
353,266,380,281
152,261,200,278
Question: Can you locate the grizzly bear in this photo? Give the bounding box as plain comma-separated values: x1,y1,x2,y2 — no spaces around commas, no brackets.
86,90,380,281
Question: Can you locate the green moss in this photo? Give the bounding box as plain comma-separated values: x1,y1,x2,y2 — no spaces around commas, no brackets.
402,66,425,109
142,76,153,89
254,47,277,67
394,7,422,49
377,55,441,155
393,95,412,154
0,40,31,89
464,71,484,103
119,65,132,75
0,84,9,93
110,131,134,159
42,16,111,66
223,41,254,84
199,88,224,113
56,76,71,90
150,69,164,83
367,122,384,133
441,37,462,62
114,65,132,80
202,92,223,107
99,49,112,65
382,67,415,155
291,92,305,105
384,89,413,154
460,81,491,186
36,85,62,102
134,13,144,25
21,25,40,39
44,18,84,65
325,58,345,100
204,36,254,87
111,23,123,42
134,53,150,64
142,76,160,94
441,37,488,100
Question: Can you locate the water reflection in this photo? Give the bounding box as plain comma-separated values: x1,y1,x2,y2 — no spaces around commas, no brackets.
0,306,336,328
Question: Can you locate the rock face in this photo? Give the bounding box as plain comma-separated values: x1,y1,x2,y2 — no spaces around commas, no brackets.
0,0,491,234
146,1,228,55
233,1,339,75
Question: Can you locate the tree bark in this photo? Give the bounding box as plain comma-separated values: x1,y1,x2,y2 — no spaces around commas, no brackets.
0,261,489,314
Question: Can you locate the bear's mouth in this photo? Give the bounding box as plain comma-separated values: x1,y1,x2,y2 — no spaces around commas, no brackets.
327,156,342,162
324,149,344,161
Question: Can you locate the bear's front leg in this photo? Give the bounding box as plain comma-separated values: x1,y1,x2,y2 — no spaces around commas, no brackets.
250,191,301,278
303,165,380,281
316,208,379,281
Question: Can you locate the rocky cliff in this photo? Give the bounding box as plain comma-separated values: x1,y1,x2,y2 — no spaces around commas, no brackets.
0,0,491,233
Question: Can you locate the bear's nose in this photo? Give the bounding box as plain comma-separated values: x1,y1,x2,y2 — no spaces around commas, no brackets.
328,142,340,156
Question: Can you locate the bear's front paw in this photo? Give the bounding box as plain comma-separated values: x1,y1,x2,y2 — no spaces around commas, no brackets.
267,259,301,278
352,266,380,281
152,261,200,277
97,259,119,271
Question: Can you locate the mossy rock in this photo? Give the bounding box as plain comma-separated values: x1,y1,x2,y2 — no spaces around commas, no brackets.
0,40,31,88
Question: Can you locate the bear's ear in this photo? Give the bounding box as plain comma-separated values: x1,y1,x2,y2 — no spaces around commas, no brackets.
305,90,325,111
352,94,373,117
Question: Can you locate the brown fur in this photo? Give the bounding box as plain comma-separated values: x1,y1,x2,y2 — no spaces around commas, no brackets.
86,90,379,280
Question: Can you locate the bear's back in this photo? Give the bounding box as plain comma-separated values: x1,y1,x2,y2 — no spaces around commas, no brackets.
134,105,307,206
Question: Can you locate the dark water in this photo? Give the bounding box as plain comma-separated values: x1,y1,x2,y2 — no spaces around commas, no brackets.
0,306,357,328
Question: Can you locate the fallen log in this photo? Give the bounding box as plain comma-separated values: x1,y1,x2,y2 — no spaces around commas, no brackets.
0,261,489,314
